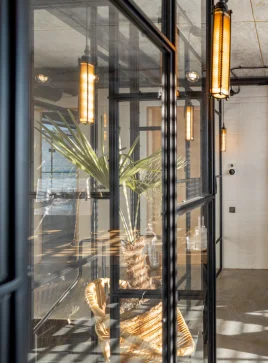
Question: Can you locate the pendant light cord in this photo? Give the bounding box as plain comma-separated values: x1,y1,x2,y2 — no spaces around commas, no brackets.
85,7,89,56
222,100,225,128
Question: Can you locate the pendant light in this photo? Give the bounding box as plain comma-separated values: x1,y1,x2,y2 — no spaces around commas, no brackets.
185,102,194,141
78,8,95,124
211,0,232,99
221,123,227,152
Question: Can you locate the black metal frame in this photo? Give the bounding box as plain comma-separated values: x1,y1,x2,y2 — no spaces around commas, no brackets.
215,100,223,277
0,0,217,362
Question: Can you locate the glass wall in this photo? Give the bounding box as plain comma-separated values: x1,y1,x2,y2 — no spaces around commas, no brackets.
176,0,215,362
28,1,197,362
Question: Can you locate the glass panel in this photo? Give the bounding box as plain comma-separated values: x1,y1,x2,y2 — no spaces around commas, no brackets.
119,298,162,359
118,21,161,93
176,0,207,203
177,207,206,291
119,100,163,290
177,205,208,362
30,2,165,362
177,101,202,203
131,0,162,30
177,299,207,362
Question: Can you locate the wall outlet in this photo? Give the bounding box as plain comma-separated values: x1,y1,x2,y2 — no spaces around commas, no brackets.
229,207,236,213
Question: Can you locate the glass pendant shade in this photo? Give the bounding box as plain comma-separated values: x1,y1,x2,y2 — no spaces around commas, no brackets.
185,104,194,141
221,125,227,152
79,59,95,124
211,2,231,99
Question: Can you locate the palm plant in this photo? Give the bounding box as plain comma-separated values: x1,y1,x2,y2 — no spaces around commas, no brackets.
36,110,186,243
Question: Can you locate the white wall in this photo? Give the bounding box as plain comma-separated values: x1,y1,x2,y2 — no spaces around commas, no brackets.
223,86,268,269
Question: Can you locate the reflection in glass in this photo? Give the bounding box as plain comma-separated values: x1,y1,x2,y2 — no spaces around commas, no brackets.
177,205,208,361
186,70,200,83
185,103,194,141
30,2,170,361
177,103,201,203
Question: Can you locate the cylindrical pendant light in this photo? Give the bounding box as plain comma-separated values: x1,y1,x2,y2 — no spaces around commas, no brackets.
221,124,227,152
79,59,95,124
78,8,95,124
185,103,194,141
103,112,107,141
211,0,232,99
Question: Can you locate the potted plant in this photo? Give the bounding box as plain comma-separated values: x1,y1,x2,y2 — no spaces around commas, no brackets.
36,110,186,289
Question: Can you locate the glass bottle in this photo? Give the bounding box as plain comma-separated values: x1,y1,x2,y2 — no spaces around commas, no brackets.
144,224,159,268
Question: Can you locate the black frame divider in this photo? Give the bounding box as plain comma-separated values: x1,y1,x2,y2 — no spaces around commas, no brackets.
161,0,178,361
0,1,31,363
207,1,216,361
108,5,121,361
216,100,223,277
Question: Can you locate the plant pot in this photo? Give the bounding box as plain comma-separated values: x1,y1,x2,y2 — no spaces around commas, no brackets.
121,239,152,289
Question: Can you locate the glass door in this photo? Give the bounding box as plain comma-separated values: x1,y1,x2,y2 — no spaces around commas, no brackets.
176,0,216,361
28,0,183,362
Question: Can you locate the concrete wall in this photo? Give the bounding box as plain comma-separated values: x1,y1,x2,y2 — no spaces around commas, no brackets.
223,86,268,269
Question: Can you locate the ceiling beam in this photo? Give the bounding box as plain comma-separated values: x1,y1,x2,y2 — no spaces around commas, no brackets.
32,0,109,9
231,77,268,86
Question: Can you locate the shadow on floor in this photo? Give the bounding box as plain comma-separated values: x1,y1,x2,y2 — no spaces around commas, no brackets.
217,269,268,362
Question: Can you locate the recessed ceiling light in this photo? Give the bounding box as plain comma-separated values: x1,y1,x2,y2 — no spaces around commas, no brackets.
186,71,199,83
35,73,51,84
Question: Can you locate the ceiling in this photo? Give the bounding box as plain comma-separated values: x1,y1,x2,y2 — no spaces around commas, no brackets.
33,0,268,100
176,0,268,78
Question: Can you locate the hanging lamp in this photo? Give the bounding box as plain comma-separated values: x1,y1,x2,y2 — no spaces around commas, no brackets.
185,102,194,141
78,8,96,124
221,123,227,152
211,0,232,99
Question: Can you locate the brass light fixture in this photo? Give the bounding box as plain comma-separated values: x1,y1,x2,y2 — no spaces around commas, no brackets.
221,123,227,152
185,103,194,141
78,8,96,124
211,0,232,99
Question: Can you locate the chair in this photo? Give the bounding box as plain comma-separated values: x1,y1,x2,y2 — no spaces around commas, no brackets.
85,278,195,362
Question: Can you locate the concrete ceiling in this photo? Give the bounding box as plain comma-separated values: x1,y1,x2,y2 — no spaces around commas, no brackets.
33,0,268,98
229,0,268,77
175,0,268,78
